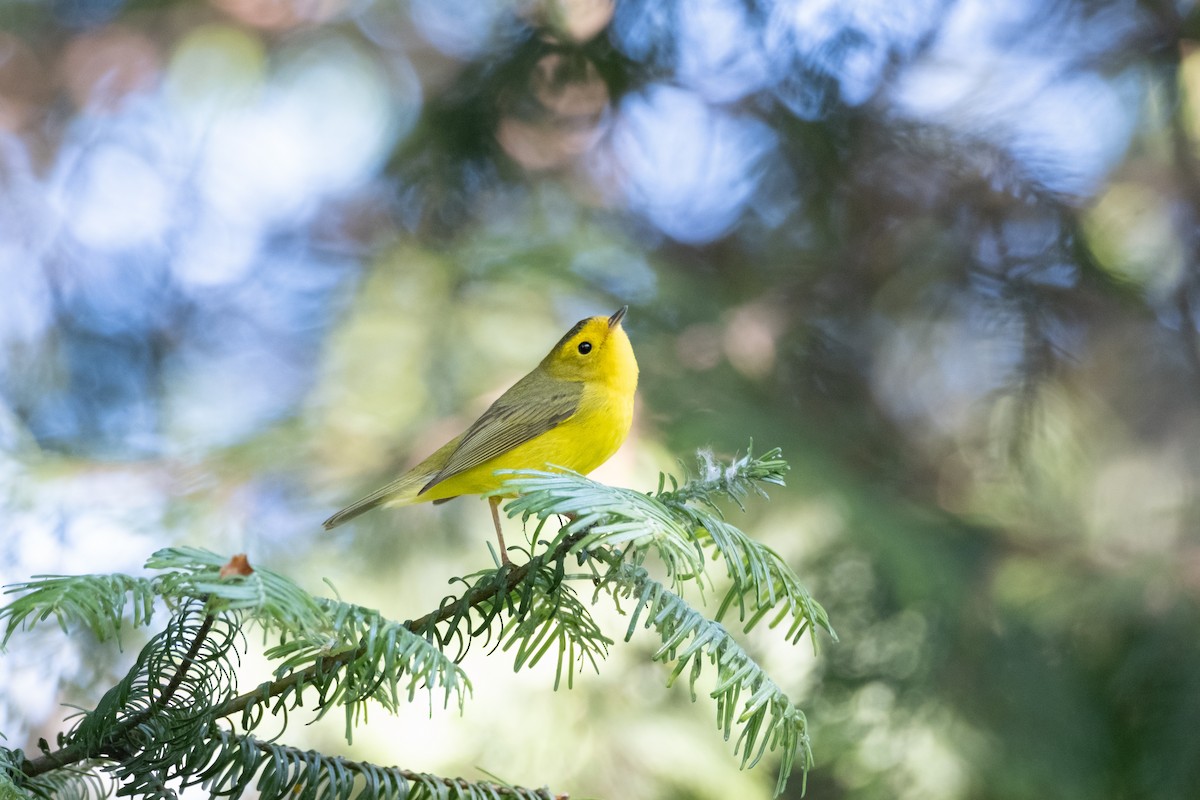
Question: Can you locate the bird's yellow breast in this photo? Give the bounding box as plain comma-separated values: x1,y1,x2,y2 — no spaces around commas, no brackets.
419,380,634,500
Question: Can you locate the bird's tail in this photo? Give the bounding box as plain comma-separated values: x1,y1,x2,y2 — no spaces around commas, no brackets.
322,471,429,530
323,435,464,530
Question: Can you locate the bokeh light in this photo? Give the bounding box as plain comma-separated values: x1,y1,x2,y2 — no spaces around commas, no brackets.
4,0,1200,798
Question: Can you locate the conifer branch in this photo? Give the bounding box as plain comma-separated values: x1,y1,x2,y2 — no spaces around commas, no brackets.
1,573,159,645
210,528,589,725
20,604,222,779
189,729,564,800
2,446,829,799
598,560,813,797
497,444,835,649
1,747,107,800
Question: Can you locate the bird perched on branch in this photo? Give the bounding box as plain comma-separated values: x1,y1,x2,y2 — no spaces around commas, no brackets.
324,306,638,564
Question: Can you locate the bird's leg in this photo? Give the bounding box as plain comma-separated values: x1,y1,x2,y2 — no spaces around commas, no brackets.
489,495,511,566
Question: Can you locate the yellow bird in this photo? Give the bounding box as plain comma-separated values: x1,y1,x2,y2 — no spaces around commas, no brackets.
323,306,638,563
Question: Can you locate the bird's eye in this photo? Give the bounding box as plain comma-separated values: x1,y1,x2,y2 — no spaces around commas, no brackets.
577,341,593,355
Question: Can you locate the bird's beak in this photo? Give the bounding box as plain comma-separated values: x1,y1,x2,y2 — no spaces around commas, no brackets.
608,305,628,328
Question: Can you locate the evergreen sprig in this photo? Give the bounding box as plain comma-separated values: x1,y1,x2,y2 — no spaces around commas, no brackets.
0,547,329,646
1,573,158,645
657,445,790,507
1,747,108,800
493,445,831,794
2,445,830,799
491,562,612,690
497,444,834,650
4,551,566,798
403,525,613,687
78,605,236,799
186,729,560,800
147,548,329,635
261,597,471,738
600,561,812,797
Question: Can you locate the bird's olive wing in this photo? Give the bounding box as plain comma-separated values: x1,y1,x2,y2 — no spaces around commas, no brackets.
419,373,583,494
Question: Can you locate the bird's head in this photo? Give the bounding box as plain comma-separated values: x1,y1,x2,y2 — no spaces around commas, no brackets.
541,306,639,394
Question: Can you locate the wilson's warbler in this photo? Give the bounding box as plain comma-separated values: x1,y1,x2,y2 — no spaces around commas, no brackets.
323,306,638,563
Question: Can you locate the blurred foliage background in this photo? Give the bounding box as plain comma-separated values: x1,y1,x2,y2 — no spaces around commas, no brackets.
3,0,1200,797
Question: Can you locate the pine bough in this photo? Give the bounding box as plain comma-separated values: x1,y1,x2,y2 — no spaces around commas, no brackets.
0,446,834,800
